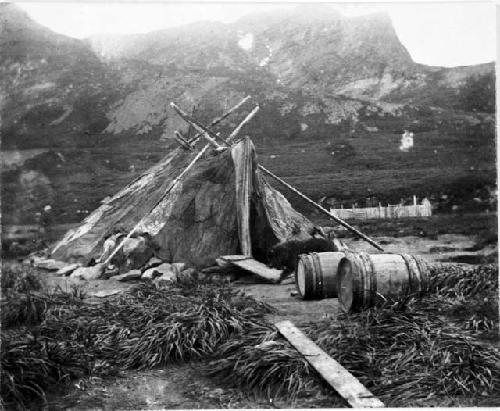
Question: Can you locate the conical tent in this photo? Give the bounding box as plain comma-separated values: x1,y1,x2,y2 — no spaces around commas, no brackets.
51,137,319,268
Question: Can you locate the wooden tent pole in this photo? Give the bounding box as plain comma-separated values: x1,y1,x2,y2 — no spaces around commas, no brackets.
257,164,385,252
226,105,260,143
103,144,210,265
184,96,251,145
174,130,194,150
170,103,224,149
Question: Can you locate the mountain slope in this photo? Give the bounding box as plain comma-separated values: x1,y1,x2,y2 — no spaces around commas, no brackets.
0,3,123,149
1,3,496,228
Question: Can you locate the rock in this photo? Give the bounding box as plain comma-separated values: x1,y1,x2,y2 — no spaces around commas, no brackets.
178,267,197,281
141,268,160,281
171,262,186,275
114,269,142,282
206,272,235,284
103,264,120,278
122,236,154,270
33,258,66,271
153,270,177,286
55,263,81,277
70,263,106,280
91,289,122,298
141,263,173,280
143,257,163,271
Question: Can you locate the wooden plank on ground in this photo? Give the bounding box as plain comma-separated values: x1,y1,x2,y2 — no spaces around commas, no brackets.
275,320,384,408
221,255,281,283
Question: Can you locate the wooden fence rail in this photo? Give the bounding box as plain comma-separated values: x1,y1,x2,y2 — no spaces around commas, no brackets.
330,197,432,220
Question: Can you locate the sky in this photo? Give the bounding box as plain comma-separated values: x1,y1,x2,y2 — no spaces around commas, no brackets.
17,1,496,67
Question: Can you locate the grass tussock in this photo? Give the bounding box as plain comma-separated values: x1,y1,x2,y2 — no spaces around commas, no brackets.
1,280,273,408
206,326,317,401
427,263,499,332
1,262,44,293
429,263,497,298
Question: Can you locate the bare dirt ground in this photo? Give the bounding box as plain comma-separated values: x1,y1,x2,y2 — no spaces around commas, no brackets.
344,233,496,263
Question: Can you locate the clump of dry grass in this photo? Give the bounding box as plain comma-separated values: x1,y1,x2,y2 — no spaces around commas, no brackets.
206,325,319,401
429,263,497,298
1,331,96,408
1,262,44,293
1,282,273,408
427,263,498,333
1,292,48,328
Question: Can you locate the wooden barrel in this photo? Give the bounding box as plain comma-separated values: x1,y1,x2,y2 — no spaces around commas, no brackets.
337,252,430,313
295,252,345,300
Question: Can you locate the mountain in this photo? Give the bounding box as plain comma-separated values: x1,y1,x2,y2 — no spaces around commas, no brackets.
0,3,126,150
1,3,495,228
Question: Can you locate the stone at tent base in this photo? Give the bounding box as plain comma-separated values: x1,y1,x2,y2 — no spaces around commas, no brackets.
55,263,81,277
122,236,154,270
142,257,163,272
205,272,236,284
177,267,197,282
114,270,142,282
32,257,67,272
91,289,122,298
153,270,177,286
141,263,173,281
103,264,120,278
70,263,106,280
171,263,186,275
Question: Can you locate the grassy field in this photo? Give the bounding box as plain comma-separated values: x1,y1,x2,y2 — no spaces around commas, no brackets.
315,212,497,240
1,109,496,226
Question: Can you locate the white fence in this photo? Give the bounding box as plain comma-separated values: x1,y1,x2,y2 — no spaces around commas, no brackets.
330,197,432,220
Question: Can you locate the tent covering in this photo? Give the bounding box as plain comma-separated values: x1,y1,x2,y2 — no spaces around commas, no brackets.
51,137,320,268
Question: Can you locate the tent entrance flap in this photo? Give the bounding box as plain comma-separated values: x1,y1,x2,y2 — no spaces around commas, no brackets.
231,137,255,257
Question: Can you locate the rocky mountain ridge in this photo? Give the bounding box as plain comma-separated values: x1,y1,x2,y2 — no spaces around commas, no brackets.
1,3,495,227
